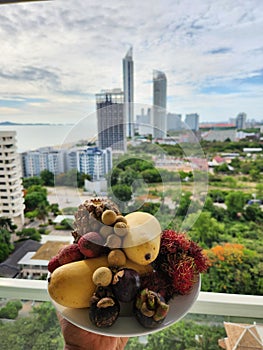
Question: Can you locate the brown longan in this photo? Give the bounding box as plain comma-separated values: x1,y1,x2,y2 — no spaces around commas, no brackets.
107,249,127,267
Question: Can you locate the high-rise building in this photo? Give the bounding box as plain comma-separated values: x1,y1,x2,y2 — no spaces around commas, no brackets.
123,47,134,139
153,70,167,139
77,147,112,180
185,113,200,131
96,89,126,152
21,148,65,177
167,113,182,131
136,108,153,136
236,112,247,129
0,131,24,225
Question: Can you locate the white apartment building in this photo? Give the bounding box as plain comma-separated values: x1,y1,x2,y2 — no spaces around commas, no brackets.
77,147,112,180
0,131,24,226
21,148,65,177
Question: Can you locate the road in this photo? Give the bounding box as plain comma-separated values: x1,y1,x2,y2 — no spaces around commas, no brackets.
47,186,92,209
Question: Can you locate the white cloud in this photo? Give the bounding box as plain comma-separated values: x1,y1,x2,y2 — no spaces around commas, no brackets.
0,0,262,124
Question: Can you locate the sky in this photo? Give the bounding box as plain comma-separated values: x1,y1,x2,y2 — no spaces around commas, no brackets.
0,0,263,131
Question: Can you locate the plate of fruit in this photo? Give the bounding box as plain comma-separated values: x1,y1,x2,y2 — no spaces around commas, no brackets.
47,198,208,337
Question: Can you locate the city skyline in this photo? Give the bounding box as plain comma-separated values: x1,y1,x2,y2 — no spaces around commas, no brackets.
0,0,263,131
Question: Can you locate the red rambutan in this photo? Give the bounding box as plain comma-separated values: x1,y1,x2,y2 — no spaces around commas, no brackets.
188,240,209,273
171,257,197,295
153,229,208,297
161,230,191,254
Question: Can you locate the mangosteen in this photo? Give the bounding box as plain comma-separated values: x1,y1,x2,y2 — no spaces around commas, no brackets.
112,268,140,303
134,288,169,329
89,286,120,328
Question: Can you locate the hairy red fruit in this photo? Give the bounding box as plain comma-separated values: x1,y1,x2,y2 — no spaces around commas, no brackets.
78,231,104,258
48,256,61,273
58,243,84,265
160,230,191,254
153,229,209,297
171,257,197,295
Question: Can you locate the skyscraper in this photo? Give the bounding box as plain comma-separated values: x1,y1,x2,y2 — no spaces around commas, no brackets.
0,131,24,226
236,112,247,129
167,113,182,131
185,113,199,131
123,47,134,138
153,70,167,139
96,89,126,152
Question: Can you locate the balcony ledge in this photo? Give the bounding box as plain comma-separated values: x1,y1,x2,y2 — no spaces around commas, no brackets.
0,278,263,318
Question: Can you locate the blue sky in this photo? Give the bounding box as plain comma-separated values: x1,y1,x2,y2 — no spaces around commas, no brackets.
0,0,263,129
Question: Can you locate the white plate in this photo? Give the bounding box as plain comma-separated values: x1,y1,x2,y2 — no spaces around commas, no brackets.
48,275,201,337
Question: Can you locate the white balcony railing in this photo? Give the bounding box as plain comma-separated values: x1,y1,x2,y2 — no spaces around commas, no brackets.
0,278,263,319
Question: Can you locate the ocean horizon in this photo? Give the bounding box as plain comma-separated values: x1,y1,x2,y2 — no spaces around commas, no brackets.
0,124,96,152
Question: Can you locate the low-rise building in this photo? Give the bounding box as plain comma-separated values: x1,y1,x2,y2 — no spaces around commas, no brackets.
218,322,263,349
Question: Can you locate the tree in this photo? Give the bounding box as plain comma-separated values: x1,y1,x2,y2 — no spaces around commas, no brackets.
108,167,122,186
36,203,49,223
40,169,54,187
120,168,138,187
22,176,43,189
49,203,61,216
109,184,132,203
202,243,261,295
24,185,49,213
0,217,16,231
249,168,260,181
0,302,63,350
77,172,90,188
243,204,263,222
16,228,41,242
255,182,263,199
126,319,225,350
0,300,22,319
187,211,224,247
0,217,16,262
225,191,246,219
24,192,49,212
176,192,191,217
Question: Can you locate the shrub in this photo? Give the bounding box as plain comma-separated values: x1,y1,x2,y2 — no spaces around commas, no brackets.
0,300,22,319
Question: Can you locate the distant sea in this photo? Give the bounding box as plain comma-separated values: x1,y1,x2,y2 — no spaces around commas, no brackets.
0,124,96,153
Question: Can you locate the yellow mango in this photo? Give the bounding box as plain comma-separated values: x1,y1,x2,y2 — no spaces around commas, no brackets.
124,212,161,265
48,255,152,308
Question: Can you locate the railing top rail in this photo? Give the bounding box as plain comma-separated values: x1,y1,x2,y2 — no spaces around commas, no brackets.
0,278,263,318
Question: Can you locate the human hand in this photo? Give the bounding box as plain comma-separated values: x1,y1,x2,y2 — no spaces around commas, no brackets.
58,313,129,350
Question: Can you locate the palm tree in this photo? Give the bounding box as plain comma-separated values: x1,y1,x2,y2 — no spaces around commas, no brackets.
0,216,16,232
36,204,49,223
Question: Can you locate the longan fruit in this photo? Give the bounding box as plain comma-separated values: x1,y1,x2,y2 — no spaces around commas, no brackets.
108,249,127,267
92,267,112,286
101,210,117,225
105,234,122,249
114,222,128,237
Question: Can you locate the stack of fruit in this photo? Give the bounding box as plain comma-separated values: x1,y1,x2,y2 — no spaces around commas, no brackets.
47,198,208,329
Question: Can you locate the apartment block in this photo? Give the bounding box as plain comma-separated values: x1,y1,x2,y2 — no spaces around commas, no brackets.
0,131,24,225
77,147,112,180
21,148,65,177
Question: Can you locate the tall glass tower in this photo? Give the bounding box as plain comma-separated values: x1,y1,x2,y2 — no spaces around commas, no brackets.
153,70,167,139
123,47,134,138
96,89,126,152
